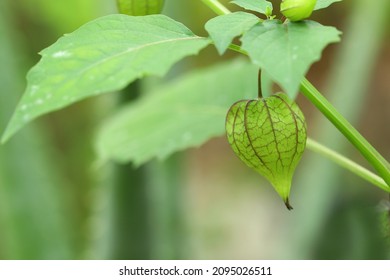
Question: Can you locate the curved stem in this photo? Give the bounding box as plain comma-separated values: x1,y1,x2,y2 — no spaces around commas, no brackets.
306,138,389,192
200,0,231,15
300,79,390,187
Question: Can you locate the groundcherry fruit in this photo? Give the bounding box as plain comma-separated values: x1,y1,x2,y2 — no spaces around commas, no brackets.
116,0,165,16
225,93,307,209
281,0,317,22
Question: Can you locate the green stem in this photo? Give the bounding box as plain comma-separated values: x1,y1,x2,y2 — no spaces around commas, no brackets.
205,0,390,189
300,79,390,187
200,0,231,15
227,43,246,54
306,138,389,192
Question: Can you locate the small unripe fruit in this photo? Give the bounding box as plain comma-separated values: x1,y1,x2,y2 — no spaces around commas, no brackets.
225,93,307,209
281,0,317,22
117,0,165,16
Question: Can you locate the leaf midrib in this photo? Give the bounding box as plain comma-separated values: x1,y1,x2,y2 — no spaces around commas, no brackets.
57,36,206,88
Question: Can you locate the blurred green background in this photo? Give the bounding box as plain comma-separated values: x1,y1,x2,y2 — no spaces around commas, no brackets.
0,0,389,259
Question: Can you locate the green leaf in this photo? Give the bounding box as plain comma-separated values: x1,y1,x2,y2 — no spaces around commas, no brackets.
116,0,165,15
95,59,258,165
1,14,210,143
241,20,341,99
314,0,342,10
205,12,259,55
231,0,273,15
225,93,307,208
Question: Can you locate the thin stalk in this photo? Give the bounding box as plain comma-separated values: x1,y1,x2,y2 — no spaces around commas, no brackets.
228,43,247,55
300,79,390,187
306,138,389,192
203,0,390,189
257,70,262,98
201,0,231,15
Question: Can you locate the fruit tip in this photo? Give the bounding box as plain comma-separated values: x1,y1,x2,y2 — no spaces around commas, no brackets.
285,198,293,211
